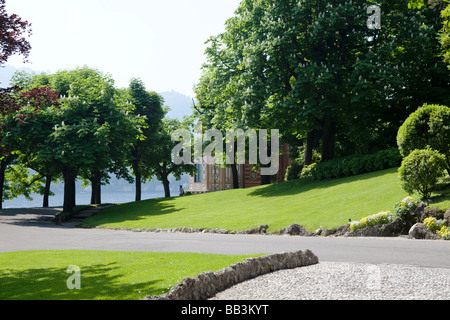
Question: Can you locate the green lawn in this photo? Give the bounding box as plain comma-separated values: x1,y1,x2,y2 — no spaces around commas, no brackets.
82,168,449,233
0,250,261,300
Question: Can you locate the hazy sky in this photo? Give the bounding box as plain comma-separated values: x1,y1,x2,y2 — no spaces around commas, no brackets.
4,0,242,97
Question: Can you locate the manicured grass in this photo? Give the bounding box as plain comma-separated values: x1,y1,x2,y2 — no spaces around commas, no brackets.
82,168,450,233
0,250,261,300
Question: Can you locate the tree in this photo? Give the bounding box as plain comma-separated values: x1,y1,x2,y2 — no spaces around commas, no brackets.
127,78,165,201
439,1,450,68
7,67,144,212
195,0,450,168
146,118,196,198
397,104,450,173
0,0,32,208
0,0,32,66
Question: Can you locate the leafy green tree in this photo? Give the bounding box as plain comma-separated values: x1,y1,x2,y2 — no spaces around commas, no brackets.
195,0,450,168
439,1,450,68
146,118,196,198
7,67,144,212
127,78,165,201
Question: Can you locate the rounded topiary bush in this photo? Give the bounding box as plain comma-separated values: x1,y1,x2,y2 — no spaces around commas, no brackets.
397,104,450,173
399,148,447,200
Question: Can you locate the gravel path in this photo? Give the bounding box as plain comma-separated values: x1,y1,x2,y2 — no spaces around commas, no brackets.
210,262,450,300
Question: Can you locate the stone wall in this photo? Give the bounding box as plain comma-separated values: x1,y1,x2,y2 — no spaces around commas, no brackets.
144,250,319,300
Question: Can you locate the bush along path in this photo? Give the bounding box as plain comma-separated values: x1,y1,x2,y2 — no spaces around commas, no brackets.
89,197,449,241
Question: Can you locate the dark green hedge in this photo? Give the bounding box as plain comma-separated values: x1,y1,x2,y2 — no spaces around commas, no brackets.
300,148,402,181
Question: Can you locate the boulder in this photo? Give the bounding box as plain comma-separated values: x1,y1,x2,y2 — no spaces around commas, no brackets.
444,209,450,227
259,225,269,234
409,223,438,240
378,218,407,236
280,224,313,236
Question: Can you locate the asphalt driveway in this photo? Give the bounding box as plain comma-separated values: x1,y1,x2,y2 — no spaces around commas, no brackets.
1,207,449,269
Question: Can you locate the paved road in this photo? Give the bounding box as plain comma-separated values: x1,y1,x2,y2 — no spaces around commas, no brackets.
1,208,449,269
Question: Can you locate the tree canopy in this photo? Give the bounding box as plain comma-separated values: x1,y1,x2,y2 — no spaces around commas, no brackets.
195,0,450,167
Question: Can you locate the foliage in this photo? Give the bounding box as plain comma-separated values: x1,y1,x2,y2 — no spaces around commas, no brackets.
6,67,145,211
285,158,303,181
424,216,450,240
423,216,445,232
439,1,450,68
393,196,418,219
436,225,450,240
195,0,450,163
300,148,402,180
398,148,447,199
349,211,396,232
0,0,32,65
127,78,165,200
397,104,450,173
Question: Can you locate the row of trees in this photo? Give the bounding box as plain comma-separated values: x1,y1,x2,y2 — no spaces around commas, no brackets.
194,0,450,170
0,67,195,212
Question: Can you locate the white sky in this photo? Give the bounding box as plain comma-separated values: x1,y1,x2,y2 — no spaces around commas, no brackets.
4,0,242,98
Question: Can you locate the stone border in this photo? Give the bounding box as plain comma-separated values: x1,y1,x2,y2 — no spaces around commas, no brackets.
144,250,319,300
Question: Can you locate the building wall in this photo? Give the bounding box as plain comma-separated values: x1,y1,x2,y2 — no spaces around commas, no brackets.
188,144,291,193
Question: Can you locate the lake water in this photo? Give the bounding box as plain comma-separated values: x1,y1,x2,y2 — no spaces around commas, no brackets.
2,177,189,209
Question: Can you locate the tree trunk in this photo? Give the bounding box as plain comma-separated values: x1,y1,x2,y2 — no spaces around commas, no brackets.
0,158,9,210
132,148,141,202
135,168,141,202
303,130,314,166
162,173,171,198
62,167,76,213
321,115,335,162
231,163,240,189
43,175,52,208
260,164,272,185
90,171,101,205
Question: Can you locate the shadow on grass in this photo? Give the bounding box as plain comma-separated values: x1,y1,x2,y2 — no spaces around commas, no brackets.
0,263,165,300
82,198,182,227
248,168,400,198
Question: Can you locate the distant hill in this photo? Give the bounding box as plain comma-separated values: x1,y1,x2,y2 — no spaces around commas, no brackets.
160,90,194,120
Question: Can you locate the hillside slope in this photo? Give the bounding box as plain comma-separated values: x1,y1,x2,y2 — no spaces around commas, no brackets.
83,168,435,232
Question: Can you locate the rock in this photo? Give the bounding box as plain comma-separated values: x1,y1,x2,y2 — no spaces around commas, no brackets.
444,209,450,227
259,225,269,234
423,206,445,220
409,223,438,240
280,224,313,236
378,218,407,236
321,229,336,237
334,224,350,237
346,226,380,237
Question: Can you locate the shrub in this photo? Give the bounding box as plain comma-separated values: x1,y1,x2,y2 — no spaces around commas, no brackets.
300,148,402,181
299,163,316,179
436,226,450,240
397,104,450,173
285,159,303,181
393,196,418,219
398,148,447,200
424,217,450,240
349,211,395,232
424,217,445,233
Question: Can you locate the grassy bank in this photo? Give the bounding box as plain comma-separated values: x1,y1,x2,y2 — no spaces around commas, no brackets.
0,250,261,300
82,168,445,233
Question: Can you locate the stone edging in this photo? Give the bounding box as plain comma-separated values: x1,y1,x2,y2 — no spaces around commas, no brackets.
144,250,319,300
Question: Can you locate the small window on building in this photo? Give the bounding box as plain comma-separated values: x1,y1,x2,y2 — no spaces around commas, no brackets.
195,164,202,183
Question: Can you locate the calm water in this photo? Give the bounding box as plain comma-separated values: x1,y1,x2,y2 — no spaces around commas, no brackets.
2,178,189,209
